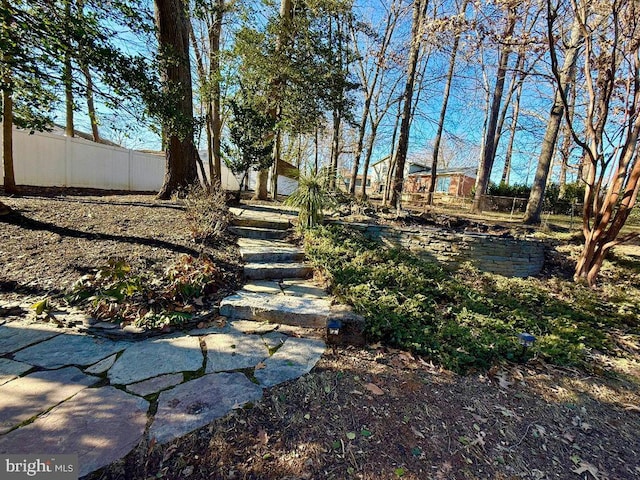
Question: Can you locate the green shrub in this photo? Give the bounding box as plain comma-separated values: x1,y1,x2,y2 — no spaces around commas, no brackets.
487,182,531,198
304,225,640,373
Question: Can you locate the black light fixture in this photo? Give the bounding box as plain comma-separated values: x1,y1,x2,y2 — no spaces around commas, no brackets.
518,332,536,359
327,319,342,337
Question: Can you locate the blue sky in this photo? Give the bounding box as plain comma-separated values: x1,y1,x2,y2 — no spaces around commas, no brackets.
56,0,582,188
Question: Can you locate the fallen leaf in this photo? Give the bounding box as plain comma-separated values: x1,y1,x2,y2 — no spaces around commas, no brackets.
369,342,383,349
255,362,266,370
571,461,599,479
365,383,384,395
623,404,640,413
411,426,425,439
257,429,269,446
346,432,356,440
398,352,415,365
472,414,488,424
495,405,521,420
350,390,364,395
496,370,513,389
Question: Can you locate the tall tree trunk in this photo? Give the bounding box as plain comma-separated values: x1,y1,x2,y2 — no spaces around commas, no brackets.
558,75,576,197
1,6,16,196
360,119,380,199
471,7,516,213
383,98,403,205
155,0,199,199
210,0,223,186
330,109,341,190
390,0,427,208
493,49,524,164
501,58,526,184
349,95,371,195
64,0,74,137
314,127,319,175
81,64,100,142
523,16,582,224
2,88,15,194
501,85,521,185
255,0,292,200
427,1,466,206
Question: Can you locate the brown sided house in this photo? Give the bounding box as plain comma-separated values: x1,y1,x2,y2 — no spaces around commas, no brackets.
404,163,476,197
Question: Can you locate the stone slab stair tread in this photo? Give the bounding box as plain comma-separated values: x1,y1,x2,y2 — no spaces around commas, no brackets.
230,204,299,217
231,216,291,230
243,262,313,280
241,250,306,263
229,226,289,240
219,291,330,328
238,239,305,263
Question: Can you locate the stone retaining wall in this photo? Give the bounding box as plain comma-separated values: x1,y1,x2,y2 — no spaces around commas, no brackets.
337,222,545,277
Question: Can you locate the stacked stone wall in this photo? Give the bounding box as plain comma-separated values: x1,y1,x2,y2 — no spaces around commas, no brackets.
336,222,545,277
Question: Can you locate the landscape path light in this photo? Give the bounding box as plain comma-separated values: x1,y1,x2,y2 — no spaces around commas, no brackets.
518,332,536,361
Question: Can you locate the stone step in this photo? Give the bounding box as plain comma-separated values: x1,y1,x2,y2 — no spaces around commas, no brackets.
231,216,291,230
238,239,305,263
229,226,289,240
244,262,312,280
219,291,331,328
231,204,299,217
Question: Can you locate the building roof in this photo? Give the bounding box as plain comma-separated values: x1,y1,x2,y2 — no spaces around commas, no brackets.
408,166,477,178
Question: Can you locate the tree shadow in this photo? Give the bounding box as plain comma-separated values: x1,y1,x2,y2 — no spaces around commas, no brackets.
1,210,201,257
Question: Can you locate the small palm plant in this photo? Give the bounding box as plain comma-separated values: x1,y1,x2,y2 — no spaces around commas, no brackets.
285,168,335,229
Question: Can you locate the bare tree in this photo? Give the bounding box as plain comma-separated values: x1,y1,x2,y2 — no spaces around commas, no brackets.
189,0,225,187
349,0,401,196
471,2,517,213
390,0,428,208
523,12,583,224
547,0,640,285
63,0,74,137
427,0,468,205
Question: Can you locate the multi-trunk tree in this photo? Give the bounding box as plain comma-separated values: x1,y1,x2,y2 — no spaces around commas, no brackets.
546,0,640,286
523,11,583,224
471,2,517,213
390,0,428,208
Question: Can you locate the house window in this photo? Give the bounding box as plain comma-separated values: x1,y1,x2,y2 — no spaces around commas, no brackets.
436,177,451,193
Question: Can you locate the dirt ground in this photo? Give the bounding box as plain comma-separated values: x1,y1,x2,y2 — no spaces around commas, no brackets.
1,193,639,480
0,193,242,319
92,348,640,480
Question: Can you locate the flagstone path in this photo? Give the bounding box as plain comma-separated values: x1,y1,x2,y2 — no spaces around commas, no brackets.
0,202,338,478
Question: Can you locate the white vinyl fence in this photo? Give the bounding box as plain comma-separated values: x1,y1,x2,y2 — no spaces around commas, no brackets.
0,126,248,192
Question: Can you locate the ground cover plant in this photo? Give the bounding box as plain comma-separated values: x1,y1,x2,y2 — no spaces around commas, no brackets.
66,255,224,329
304,224,640,373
